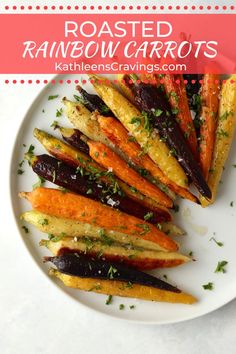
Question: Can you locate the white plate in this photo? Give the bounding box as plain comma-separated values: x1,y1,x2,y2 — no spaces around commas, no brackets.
10,74,236,324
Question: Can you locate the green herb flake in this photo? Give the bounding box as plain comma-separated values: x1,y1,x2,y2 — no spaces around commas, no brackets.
210,237,224,247
27,144,35,155
202,282,214,290
144,212,154,221
129,305,135,309
22,225,29,234
50,120,59,129
154,109,163,117
86,188,93,195
73,94,84,103
107,265,118,279
48,233,65,242
56,108,63,117
119,304,125,310
215,260,228,273
217,129,229,138
230,201,234,207
172,108,179,115
17,168,24,175
130,117,142,126
189,251,193,257
105,295,113,305
173,204,179,213
33,176,46,189
48,95,59,100
38,218,49,226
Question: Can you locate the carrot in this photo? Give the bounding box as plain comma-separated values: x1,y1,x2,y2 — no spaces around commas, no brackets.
98,115,199,204
86,139,173,208
162,74,198,157
199,73,220,180
19,188,178,252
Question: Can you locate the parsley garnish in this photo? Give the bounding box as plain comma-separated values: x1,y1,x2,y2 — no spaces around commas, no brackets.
106,295,113,305
38,218,49,226
33,176,45,189
173,204,179,213
215,260,228,273
86,188,93,195
230,201,234,207
130,117,142,126
108,266,118,279
144,212,153,221
56,108,63,117
119,304,125,310
22,225,29,234
48,95,59,100
48,233,65,242
202,282,214,290
153,109,163,117
210,237,223,247
17,168,24,175
129,305,135,309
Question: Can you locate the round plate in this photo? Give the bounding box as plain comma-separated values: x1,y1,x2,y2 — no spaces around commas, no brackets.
10,74,236,324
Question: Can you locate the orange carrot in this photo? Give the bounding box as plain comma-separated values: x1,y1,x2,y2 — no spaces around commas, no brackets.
19,188,178,252
98,115,199,204
162,74,198,157
199,73,220,180
87,139,173,208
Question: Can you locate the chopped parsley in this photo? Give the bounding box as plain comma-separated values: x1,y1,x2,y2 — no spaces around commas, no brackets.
172,107,179,115
202,282,214,290
129,305,135,309
230,201,234,207
27,144,35,155
153,109,163,117
48,233,65,242
17,168,24,175
215,260,228,273
219,111,234,121
56,108,63,117
105,295,113,305
33,176,45,189
217,129,229,138
119,304,125,310
38,218,49,226
138,168,148,177
136,223,150,235
107,266,118,279
173,204,179,213
86,188,93,195
22,225,29,234
73,94,84,103
144,212,154,221
189,251,193,257
50,120,59,129
48,94,59,100
210,237,224,247
130,117,142,126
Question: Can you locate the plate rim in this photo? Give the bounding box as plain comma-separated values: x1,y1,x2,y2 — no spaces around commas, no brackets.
8,74,236,325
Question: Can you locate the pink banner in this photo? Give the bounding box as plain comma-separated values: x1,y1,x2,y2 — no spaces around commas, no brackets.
1,14,235,74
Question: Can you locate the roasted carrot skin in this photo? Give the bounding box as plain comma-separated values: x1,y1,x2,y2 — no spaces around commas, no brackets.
199,74,220,180
45,253,181,293
163,74,198,157
20,188,178,251
98,115,199,204
76,85,114,117
87,139,173,208
27,154,171,223
132,81,212,199
57,126,89,155
57,247,186,270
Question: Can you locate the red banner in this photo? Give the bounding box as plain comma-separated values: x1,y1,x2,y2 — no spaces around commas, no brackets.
1,14,235,74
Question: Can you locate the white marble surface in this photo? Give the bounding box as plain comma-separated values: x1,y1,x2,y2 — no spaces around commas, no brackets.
1,0,236,350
